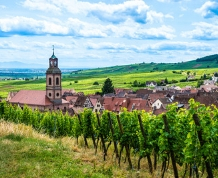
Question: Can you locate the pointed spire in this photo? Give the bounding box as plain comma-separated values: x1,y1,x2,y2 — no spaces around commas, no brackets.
51,45,56,59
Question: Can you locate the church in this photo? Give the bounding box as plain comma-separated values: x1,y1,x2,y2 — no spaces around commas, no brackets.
9,48,70,111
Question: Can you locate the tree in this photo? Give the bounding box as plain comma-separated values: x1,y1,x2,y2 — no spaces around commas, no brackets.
133,80,138,87
93,81,99,85
164,78,168,84
197,80,204,88
102,78,115,95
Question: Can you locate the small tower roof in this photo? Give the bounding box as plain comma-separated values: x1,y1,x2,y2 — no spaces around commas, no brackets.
51,45,57,59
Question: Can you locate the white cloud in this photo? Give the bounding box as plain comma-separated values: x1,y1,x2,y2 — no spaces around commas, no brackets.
86,41,212,52
157,0,183,2
86,0,150,24
0,16,68,36
146,10,164,23
22,0,61,14
165,14,174,19
29,41,73,49
182,22,218,40
106,23,175,40
0,16,175,39
157,0,170,2
86,42,135,50
0,5,6,9
22,0,170,24
67,18,108,38
180,6,187,11
195,1,218,18
0,41,28,50
148,41,212,51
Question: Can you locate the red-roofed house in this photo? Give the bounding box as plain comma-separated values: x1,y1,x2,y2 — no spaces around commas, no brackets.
103,97,129,113
90,97,104,112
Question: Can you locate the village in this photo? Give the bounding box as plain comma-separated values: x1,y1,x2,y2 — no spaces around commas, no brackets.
6,50,218,116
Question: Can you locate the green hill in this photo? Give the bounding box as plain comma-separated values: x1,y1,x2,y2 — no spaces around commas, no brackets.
71,54,218,77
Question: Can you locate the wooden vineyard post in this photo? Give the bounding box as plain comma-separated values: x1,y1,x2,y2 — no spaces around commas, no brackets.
77,114,89,148
137,114,153,173
96,113,107,160
108,112,119,159
88,112,97,150
162,114,178,178
193,114,213,178
116,115,132,169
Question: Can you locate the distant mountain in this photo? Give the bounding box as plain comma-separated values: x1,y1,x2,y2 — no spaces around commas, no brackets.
0,61,44,68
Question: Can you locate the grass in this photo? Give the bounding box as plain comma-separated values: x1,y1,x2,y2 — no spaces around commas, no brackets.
1,119,216,177
0,120,112,178
0,120,175,178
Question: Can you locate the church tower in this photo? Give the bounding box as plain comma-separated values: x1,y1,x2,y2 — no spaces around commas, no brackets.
46,46,62,104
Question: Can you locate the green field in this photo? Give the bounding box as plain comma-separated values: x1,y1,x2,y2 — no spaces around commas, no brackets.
1,56,218,98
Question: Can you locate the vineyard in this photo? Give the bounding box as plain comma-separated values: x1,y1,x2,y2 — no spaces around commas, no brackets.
0,99,218,178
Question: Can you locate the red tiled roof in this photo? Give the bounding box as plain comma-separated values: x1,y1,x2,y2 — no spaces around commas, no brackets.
74,96,87,107
104,104,111,111
103,97,129,112
9,90,52,106
127,98,151,112
90,98,98,107
149,93,165,103
65,95,78,103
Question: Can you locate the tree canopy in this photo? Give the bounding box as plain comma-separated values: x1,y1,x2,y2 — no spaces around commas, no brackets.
102,78,115,95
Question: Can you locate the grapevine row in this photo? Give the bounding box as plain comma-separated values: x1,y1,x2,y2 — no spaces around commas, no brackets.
0,99,217,177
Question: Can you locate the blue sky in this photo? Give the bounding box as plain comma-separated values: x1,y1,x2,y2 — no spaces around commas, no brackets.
0,0,218,68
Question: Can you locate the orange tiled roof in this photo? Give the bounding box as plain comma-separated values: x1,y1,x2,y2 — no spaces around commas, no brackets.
9,90,52,106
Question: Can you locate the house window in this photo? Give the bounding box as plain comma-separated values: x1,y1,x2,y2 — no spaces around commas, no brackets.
49,93,51,97
56,77,59,85
49,77,52,85
97,104,100,107
56,93,59,97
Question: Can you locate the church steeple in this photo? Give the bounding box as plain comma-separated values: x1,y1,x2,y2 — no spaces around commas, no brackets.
49,45,58,68
51,45,56,59
46,46,62,105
